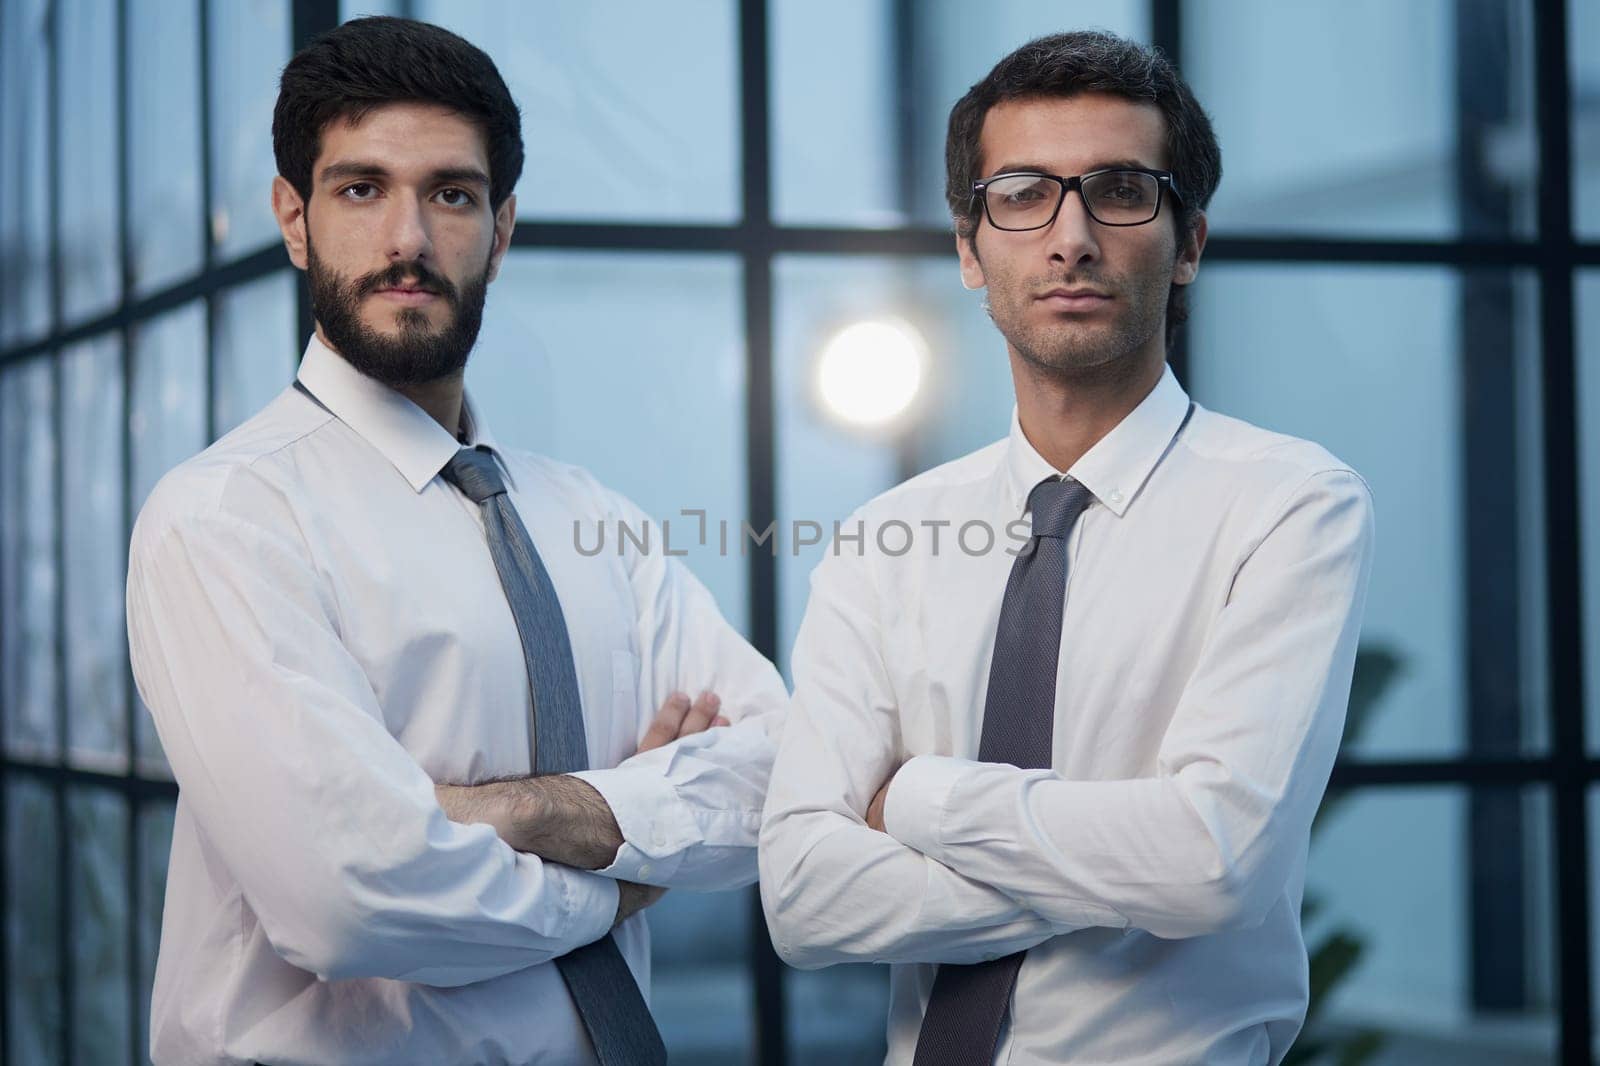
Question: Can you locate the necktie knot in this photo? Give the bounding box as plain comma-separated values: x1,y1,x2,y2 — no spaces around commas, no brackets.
1027,476,1092,539
442,446,506,503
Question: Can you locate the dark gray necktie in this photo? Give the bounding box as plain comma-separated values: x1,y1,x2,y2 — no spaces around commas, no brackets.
443,445,668,1066
911,475,1094,1066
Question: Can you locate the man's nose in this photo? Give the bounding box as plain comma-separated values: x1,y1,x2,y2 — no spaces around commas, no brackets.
1041,187,1101,268
382,195,433,262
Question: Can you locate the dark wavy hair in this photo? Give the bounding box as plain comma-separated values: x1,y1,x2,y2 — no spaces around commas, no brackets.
273,16,523,212
945,31,1221,349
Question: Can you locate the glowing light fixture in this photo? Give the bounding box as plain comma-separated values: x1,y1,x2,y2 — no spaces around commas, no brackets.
814,317,927,430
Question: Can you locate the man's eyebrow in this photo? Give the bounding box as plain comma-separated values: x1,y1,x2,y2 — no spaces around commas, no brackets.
984,158,1158,177
318,161,491,188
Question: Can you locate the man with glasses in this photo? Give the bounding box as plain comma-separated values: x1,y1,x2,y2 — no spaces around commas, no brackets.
760,30,1374,1065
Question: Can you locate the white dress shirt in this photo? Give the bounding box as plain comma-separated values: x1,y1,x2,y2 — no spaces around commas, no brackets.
759,366,1375,1066
126,335,787,1066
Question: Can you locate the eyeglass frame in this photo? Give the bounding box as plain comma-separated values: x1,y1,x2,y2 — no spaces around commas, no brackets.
969,167,1186,230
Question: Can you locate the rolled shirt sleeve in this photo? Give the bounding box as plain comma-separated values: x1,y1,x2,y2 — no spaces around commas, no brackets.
573,487,789,890
127,480,618,987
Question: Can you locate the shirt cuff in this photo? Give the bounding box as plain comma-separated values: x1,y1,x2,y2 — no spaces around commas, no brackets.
532,855,620,949
882,754,977,859
571,765,697,884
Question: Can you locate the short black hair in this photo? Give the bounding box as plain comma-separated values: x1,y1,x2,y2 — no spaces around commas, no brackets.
945,31,1221,348
273,16,523,212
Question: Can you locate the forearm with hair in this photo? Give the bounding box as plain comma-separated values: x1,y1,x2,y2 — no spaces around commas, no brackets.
435,775,624,871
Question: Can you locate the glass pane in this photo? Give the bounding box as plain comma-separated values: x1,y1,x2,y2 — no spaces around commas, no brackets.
58,0,122,324
340,0,401,17
131,303,208,774
1185,0,1537,238
785,963,890,1064
651,889,755,1063
6,779,61,1065
129,0,203,296
68,789,131,1066
208,0,291,259
1579,272,1600,751
408,1,739,223
1,358,60,759
1574,0,1600,238
136,799,176,1065
62,335,128,769
214,272,297,438
468,251,749,632
771,0,898,227
1188,265,1547,760
0,0,53,344
772,1,1148,228
1305,786,1554,1062
773,253,1007,675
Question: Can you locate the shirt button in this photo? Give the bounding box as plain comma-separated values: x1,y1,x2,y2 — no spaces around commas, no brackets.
1109,490,1123,504
637,863,654,879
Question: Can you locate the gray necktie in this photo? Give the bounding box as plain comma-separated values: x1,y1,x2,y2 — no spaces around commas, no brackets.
443,445,668,1066
911,475,1094,1066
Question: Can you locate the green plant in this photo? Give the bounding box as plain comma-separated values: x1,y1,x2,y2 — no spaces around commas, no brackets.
1283,643,1403,1066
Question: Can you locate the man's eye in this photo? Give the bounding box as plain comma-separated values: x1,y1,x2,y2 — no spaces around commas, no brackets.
1003,187,1048,204
436,188,474,207
341,182,378,200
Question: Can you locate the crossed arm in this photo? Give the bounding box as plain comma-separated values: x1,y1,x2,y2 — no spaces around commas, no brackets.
435,691,730,922
758,470,1375,967
127,477,785,984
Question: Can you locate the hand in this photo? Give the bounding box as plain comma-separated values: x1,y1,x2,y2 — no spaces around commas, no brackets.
615,879,667,925
637,690,730,754
865,768,898,833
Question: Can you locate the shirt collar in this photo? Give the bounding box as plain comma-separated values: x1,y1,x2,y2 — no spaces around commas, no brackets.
295,333,510,493
1003,363,1192,518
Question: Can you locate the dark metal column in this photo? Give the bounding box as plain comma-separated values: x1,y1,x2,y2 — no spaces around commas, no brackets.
44,0,74,1061
738,2,786,1064
291,0,340,348
1530,0,1589,1059
1457,0,1527,1013
1150,0,1188,388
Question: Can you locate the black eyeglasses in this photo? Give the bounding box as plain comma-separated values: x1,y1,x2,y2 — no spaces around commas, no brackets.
971,168,1184,230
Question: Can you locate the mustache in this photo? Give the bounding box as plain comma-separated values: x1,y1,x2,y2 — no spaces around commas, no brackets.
1033,271,1113,291
355,261,459,302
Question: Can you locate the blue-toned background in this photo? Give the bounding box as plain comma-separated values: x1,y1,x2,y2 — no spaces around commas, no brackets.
1,0,1599,1062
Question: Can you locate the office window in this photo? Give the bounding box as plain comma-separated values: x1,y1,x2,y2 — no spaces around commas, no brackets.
208,0,292,260
0,3,1595,1062
62,335,128,769
414,1,741,223
58,0,122,325
0,359,59,760
1187,0,1537,238
128,0,204,296
214,272,297,438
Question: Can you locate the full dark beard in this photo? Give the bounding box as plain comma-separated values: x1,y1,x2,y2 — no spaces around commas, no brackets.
306,240,490,388
989,261,1171,379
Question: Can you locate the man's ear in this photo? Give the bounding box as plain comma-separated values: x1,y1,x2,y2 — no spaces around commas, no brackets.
272,176,309,271
485,192,516,284
956,227,986,291
1172,211,1207,287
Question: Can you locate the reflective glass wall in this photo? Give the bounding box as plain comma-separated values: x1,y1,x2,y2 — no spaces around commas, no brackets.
1,1,1596,1063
